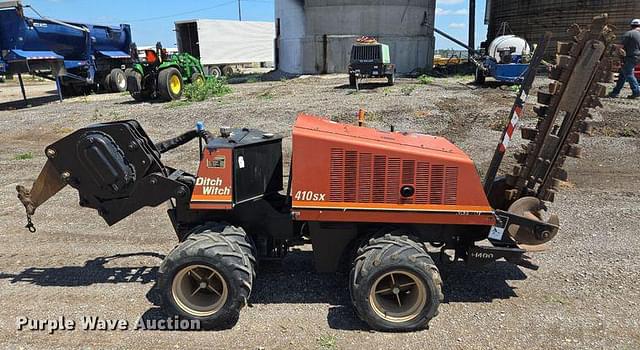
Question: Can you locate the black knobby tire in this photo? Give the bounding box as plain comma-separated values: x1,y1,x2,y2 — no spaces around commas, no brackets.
108,68,127,92
387,73,395,86
158,67,183,101
474,67,486,85
349,74,357,87
158,231,253,329
188,223,257,279
349,234,443,332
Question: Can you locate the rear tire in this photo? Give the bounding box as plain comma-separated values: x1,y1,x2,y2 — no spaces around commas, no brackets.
158,67,183,101
108,68,127,92
158,231,254,329
350,234,443,332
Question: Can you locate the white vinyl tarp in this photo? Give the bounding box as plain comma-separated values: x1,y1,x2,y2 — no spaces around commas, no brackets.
179,19,274,65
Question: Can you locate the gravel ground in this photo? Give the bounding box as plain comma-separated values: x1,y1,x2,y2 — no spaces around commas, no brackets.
0,75,638,349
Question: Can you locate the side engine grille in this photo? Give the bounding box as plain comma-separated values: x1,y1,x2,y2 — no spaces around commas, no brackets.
329,148,459,205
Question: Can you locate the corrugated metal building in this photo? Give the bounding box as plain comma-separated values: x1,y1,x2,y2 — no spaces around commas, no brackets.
275,0,436,75
485,0,640,56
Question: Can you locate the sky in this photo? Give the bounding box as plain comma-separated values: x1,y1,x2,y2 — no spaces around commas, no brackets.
25,0,488,50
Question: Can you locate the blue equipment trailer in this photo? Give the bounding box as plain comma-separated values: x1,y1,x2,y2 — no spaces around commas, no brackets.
0,1,133,103
476,57,529,84
433,27,530,85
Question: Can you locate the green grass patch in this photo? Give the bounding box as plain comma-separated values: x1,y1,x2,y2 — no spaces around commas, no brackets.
317,335,337,349
15,152,33,160
401,85,416,96
183,77,232,102
417,74,434,85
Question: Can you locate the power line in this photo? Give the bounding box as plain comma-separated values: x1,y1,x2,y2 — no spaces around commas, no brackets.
122,1,236,23
120,0,273,23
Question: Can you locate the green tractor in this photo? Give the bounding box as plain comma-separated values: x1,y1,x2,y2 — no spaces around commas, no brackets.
126,42,206,102
348,37,396,88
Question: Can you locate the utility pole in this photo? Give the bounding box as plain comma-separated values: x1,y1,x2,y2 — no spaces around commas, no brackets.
238,0,242,21
468,0,476,58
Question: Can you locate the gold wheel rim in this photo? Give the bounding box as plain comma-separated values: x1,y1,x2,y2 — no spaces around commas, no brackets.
169,75,181,95
171,264,228,317
369,270,427,323
195,76,204,85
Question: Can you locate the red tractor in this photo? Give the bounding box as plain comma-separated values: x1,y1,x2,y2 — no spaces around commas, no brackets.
15,17,612,332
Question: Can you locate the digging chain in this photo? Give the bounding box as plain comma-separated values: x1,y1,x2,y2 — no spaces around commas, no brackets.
504,15,616,203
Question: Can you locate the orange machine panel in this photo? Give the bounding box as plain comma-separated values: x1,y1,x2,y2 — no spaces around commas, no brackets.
190,148,233,210
290,114,495,226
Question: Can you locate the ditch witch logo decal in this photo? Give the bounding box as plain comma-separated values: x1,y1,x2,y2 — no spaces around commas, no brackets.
195,177,231,196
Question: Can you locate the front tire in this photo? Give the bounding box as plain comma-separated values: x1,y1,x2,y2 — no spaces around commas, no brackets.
191,72,205,85
350,234,443,332
158,67,183,101
158,232,254,329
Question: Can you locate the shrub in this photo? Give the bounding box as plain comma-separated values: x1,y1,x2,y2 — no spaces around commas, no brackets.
417,75,434,85
183,77,231,102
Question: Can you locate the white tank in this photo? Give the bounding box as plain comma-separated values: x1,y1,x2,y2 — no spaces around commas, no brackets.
487,35,531,61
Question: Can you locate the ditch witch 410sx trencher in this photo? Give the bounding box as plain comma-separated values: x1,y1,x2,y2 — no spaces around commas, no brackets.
16,17,615,331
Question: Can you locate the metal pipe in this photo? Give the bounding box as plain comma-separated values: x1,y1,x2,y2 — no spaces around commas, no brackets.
24,5,89,33
433,27,481,56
